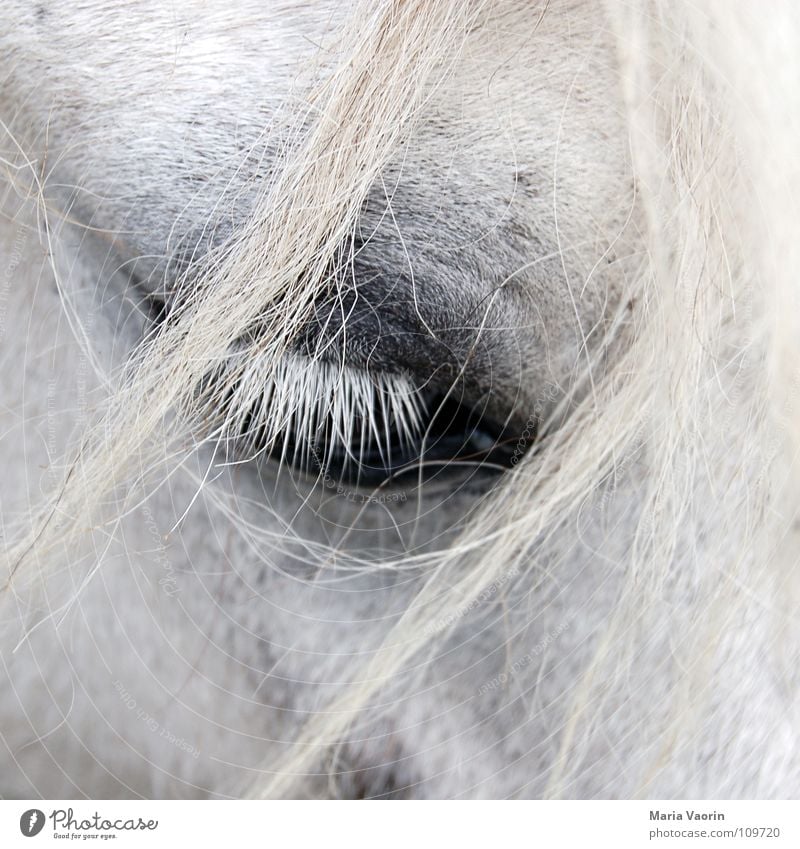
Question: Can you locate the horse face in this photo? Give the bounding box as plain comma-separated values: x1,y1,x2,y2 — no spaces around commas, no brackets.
4,0,635,470
0,1,642,798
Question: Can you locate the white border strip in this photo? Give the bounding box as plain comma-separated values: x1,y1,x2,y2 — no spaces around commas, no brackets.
2,800,798,848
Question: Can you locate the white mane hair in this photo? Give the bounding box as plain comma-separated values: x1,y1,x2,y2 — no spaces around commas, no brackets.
1,0,799,798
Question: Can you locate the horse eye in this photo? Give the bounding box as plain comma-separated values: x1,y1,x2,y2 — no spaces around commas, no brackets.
220,357,527,488
304,389,524,487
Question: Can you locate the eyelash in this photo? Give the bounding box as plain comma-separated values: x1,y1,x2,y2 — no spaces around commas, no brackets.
215,352,520,487
219,353,424,477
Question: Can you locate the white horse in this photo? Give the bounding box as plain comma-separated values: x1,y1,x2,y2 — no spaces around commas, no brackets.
1,0,799,798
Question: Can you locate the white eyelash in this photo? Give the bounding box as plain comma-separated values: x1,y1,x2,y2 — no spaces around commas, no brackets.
216,351,426,477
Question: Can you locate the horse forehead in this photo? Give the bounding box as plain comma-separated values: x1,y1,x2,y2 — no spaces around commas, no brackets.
13,2,608,111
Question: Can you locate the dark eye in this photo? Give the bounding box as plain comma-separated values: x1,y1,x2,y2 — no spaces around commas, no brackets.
314,387,524,487
221,356,527,489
